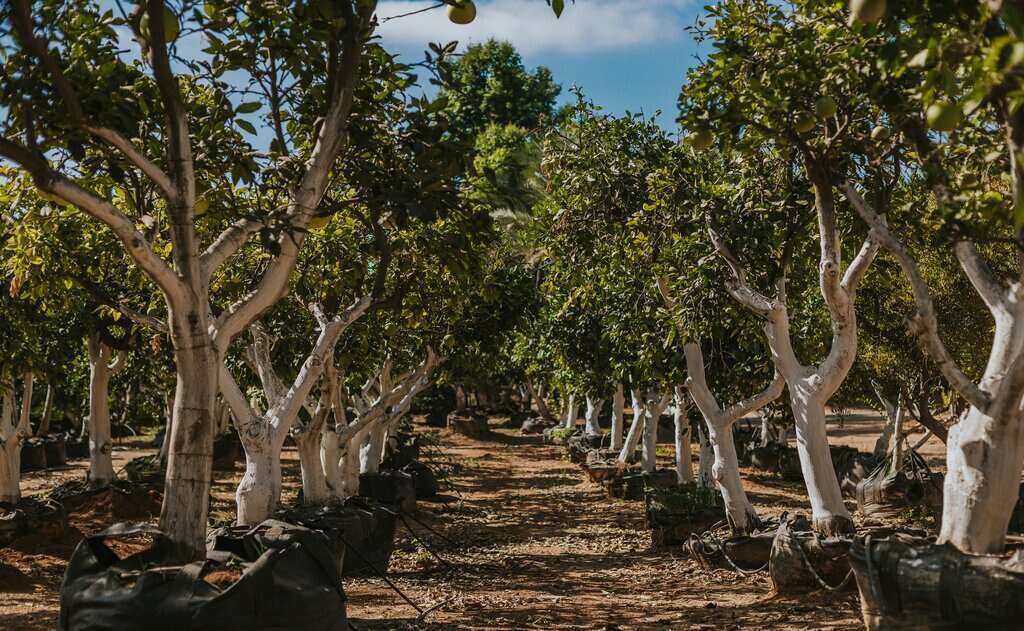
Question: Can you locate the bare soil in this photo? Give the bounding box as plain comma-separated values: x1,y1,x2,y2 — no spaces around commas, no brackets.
0,412,942,630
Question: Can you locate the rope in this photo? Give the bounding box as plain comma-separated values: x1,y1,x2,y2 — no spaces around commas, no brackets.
789,533,855,592
687,530,769,575
338,533,423,614
394,511,454,570
414,596,454,625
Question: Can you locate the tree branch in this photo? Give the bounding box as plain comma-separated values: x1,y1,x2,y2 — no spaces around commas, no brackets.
200,218,264,280
841,235,881,295
0,137,188,308
707,225,777,316
840,181,991,411
953,241,1008,314
8,0,174,198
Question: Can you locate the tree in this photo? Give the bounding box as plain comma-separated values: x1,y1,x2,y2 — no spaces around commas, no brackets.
0,0,378,558
679,0,886,535
439,39,560,141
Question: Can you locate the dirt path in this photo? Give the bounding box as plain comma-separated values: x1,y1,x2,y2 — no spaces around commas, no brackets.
1,414,914,629
347,422,864,629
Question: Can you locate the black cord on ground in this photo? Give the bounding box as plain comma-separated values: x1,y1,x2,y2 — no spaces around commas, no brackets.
339,534,423,614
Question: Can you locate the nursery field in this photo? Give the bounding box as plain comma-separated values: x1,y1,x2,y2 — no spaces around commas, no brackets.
1,412,939,630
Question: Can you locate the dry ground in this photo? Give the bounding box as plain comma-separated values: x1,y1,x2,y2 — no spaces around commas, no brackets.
0,411,942,630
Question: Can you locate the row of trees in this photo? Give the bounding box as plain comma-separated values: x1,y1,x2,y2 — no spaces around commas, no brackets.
0,0,566,560
497,0,1023,557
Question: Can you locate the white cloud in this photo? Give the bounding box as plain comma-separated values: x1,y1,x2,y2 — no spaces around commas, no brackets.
375,0,694,56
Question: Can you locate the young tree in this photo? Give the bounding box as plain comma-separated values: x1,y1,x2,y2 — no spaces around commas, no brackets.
680,0,884,535
0,0,379,557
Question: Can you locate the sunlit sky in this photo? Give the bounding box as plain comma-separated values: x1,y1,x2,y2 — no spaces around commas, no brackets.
99,0,710,140
375,0,709,132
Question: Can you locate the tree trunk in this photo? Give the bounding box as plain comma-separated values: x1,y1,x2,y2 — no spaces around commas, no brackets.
673,386,694,484
36,383,54,436
584,396,603,437
360,421,388,475
789,390,852,536
160,329,218,559
235,437,282,526
611,383,625,451
296,429,330,505
455,385,467,412
706,419,759,533
0,381,25,504
321,427,345,501
939,405,1024,553
534,382,553,421
697,424,714,488
617,389,645,463
641,391,666,473
563,393,578,430
86,334,118,487
340,427,365,498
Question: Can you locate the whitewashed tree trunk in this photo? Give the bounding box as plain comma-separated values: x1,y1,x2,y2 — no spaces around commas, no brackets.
611,383,625,451
360,422,388,474
697,424,714,488
641,390,670,473
843,183,1024,553
36,383,54,436
0,374,31,504
684,344,784,534
701,168,880,535
563,393,578,430
235,441,282,526
584,396,603,437
296,428,330,505
220,299,372,524
617,389,645,464
86,334,126,487
673,386,694,484
872,385,901,460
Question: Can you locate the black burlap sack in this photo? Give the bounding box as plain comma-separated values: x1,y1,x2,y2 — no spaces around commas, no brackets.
59,520,347,631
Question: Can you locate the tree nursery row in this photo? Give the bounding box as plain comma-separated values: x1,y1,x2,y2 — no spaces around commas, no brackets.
2,0,1024,629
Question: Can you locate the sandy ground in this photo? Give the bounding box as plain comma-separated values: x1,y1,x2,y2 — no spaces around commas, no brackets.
0,410,942,630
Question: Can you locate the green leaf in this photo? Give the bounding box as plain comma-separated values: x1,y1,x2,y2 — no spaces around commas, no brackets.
552,0,564,18
235,101,261,114
236,119,257,135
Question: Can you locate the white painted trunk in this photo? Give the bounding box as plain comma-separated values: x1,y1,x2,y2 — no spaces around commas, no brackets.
162,332,219,559
617,390,645,463
673,387,694,484
87,338,115,487
321,428,345,501
610,383,625,451
36,384,54,436
641,395,659,473
360,421,387,474
939,405,1024,553
0,386,22,504
584,396,603,437
235,441,282,526
705,418,759,533
296,429,330,505
697,424,714,488
789,391,852,535
759,413,772,448
563,394,578,430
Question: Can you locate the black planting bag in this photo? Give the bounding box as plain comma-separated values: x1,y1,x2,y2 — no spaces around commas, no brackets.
59,520,347,631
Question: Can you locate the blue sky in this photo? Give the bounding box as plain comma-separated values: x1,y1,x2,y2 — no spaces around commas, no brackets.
376,0,711,132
